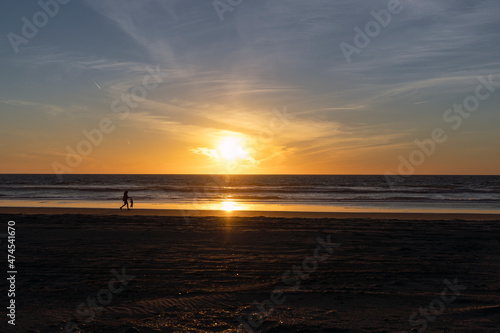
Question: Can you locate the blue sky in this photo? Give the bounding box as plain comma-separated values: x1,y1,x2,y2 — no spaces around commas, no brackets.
1,0,499,174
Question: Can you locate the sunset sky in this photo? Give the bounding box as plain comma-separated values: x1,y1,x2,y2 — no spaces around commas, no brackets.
1,0,499,175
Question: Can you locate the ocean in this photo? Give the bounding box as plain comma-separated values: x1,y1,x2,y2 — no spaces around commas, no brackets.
0,174,499,213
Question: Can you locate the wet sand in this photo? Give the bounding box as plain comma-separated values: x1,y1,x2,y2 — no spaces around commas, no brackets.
1,206,500,220
1,210,499,332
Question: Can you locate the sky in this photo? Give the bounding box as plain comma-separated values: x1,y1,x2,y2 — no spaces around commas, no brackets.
0,0,499,175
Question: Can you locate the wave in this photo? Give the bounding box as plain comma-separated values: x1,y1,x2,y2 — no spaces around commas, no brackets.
1,175,499,206
2,184,499,195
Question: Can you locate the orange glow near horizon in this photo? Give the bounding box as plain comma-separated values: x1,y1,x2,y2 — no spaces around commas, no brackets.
2,123,500,175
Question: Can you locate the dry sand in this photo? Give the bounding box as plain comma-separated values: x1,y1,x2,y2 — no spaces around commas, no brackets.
1,208,499,332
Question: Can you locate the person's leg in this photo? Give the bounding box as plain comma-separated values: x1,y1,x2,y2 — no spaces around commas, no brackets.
126,201,129,210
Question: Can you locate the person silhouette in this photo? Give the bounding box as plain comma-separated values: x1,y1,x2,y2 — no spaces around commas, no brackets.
120,191,131,210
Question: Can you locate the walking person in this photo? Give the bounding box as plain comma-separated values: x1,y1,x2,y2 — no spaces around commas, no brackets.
120,190,132,210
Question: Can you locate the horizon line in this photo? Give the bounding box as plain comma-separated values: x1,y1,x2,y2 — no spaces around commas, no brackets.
1,173,499,176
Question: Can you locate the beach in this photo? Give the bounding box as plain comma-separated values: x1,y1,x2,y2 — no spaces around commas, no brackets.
3,0,500,331
2,208,499,332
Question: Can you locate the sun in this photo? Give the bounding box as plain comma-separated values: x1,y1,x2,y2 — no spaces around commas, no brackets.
218,136,248,161
221,200,239,211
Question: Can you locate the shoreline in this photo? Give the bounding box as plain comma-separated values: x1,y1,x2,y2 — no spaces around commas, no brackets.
1,206,499,220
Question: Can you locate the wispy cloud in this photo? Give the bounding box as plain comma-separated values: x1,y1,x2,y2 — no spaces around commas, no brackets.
1,99,65,116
